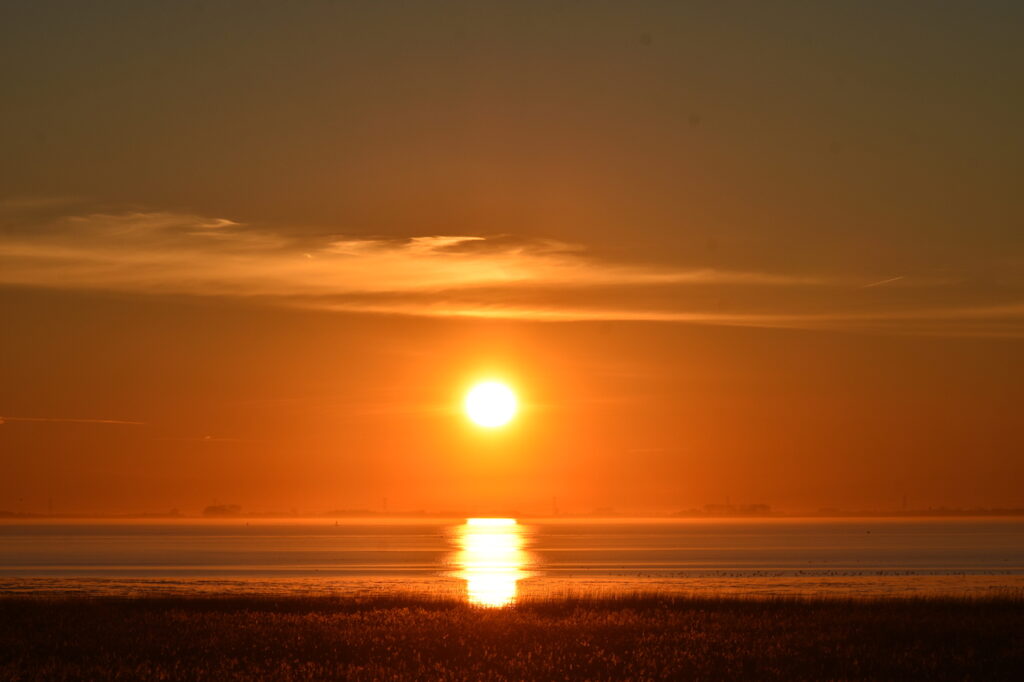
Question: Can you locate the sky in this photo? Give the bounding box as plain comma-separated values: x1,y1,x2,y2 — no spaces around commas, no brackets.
1,1,1022,515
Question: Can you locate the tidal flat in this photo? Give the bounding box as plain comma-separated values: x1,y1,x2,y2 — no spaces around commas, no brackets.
1,594,1022,680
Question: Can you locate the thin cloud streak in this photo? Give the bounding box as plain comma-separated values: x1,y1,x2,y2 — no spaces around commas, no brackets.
0,416,145,425
308,299,1024,337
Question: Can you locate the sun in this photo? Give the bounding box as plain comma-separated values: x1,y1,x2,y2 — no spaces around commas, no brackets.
465,381,518,428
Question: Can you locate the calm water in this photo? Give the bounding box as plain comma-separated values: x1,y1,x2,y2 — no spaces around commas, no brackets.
2,517,1022,605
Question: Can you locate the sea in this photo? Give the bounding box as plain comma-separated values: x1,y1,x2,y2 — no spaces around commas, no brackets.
1,517,1022,606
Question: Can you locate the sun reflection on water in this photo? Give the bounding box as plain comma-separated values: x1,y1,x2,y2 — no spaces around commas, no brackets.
452,518,530,607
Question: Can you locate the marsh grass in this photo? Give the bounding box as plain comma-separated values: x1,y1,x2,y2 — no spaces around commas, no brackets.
1,593,1022,680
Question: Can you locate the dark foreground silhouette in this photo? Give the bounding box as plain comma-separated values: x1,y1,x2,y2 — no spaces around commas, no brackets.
1,594,1022,680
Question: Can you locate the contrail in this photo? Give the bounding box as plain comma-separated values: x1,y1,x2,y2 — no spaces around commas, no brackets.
0,416,145,425
861,275,904,289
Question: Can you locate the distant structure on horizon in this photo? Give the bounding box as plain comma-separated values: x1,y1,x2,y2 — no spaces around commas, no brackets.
202,504,242,518
669,504,773,517
701,503,772,516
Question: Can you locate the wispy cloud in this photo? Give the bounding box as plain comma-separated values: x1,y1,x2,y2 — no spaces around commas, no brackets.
152,435,253,443
1,206,1022,336
0,210,815,296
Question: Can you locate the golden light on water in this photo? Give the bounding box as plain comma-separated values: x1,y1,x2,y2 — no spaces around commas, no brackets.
464,381,517,428
453,518,530,607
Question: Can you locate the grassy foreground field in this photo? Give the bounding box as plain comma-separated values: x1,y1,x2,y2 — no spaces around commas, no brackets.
1,594,1022,680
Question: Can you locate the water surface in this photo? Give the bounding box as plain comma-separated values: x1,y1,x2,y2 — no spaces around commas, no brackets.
2,517,1022,603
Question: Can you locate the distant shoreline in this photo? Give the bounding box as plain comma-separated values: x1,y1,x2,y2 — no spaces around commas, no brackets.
3,510,1024,521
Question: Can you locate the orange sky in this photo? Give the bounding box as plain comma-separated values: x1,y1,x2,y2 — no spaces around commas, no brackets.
1,1,1022,514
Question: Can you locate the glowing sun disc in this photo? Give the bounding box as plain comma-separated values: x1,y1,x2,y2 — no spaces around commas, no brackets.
465,381,517,428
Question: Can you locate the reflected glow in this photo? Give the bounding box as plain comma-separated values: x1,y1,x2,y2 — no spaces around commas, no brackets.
453,518,530,607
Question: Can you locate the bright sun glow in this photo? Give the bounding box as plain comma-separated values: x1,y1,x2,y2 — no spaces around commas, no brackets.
464,381,517,428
